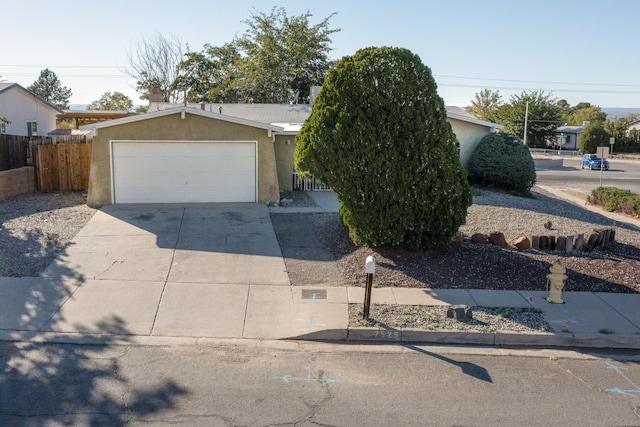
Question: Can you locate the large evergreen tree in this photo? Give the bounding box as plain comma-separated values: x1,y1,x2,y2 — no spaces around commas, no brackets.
295,47,471,250
27,69,72,109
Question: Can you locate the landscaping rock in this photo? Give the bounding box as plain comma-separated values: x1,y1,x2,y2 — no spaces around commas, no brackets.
513,236,531,250
471,233,489,244
446,305,474,320
489,231,509,247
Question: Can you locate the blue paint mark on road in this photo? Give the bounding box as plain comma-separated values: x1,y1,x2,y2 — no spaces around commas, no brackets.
605,362,640,397
273,365,343,387
310,292,318,305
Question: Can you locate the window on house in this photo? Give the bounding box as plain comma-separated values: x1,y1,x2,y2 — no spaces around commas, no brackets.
0,122,5,134
27,121,38,137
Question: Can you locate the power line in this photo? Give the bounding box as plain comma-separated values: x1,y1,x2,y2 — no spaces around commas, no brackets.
0,64,130,69
435,74,640,88
437,82,640,95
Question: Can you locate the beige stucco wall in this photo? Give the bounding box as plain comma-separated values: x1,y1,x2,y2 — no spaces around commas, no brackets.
273,135,296,192
448,118,493,171
87,112,280,207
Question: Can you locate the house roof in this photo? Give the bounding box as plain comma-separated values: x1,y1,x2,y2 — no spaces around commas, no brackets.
149,102,311,125
445,106,504,130
47,128,93,136
557,125,585,134
148,102,503,132
0,83,65,114
79,106,285,134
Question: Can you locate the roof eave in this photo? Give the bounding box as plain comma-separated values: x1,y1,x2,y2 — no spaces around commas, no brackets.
80,106,284,133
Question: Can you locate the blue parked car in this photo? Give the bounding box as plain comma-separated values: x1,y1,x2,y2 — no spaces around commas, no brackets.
581,154,609,170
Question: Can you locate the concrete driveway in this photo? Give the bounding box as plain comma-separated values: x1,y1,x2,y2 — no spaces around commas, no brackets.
10,203,348,340
42,203,289,285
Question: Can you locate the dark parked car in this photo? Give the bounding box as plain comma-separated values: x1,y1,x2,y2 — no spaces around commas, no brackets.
581,154,609,170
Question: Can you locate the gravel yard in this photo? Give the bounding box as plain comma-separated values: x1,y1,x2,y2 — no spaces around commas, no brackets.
313,187,640,294
0,192,96,277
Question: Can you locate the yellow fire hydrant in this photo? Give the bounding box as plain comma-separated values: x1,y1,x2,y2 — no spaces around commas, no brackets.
546,260,568,304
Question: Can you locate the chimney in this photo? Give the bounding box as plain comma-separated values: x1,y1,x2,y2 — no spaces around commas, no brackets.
149,87,162,103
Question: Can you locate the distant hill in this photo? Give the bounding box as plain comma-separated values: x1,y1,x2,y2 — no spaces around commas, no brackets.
602,107,640,119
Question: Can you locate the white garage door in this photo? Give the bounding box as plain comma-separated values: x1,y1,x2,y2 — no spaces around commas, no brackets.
112,141,257,203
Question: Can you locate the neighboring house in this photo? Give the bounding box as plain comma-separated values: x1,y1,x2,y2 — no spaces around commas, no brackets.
0,83,63,136
82,101,503,207
444,106,503,167
628,119,640,133
553,125,583,150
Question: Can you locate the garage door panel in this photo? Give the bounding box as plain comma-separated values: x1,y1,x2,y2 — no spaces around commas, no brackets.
112,142,256,203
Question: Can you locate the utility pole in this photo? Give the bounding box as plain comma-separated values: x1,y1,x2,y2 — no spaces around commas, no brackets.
523,101,529,146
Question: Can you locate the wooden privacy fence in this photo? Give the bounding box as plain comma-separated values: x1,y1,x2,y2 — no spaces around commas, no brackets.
36,143,91,191
0,134,28,171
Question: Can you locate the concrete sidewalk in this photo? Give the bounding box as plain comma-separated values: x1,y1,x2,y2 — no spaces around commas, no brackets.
1,278,639,348
0,189,639,349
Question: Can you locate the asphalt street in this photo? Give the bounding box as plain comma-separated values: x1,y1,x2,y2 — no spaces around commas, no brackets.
2,340,640,426
536,157,640,195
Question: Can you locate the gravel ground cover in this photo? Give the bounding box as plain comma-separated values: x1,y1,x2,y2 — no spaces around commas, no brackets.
348,304,551,333
0,192,96,277
314,187,640,294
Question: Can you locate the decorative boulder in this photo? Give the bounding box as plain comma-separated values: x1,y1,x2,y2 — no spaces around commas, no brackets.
471,233,490,244
513,236,531,250
489,231,509,247
447,305,473,320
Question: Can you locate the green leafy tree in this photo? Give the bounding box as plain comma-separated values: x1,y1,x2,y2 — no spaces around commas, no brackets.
295,47,471,250
174,43,243,103
493,90,562,148
466,89,502,122
86,92,133,111
579,122,609,153
176,7,340,103
558,101,606,126
27,68,72,109
467,133,536,195
603,114,638,151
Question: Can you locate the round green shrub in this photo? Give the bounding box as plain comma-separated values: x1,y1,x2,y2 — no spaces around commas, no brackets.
467,133,536,194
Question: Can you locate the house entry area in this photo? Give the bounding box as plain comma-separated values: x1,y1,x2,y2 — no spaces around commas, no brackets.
111,141,257,204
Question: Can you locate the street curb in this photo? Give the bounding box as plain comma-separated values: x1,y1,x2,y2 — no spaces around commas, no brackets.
1,328,639,350
345,328,640,349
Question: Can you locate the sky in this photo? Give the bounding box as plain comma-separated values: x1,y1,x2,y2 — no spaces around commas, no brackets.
3,0,640,109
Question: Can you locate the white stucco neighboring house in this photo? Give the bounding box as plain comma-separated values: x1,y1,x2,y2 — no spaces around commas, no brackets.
0,83,63,136
553,125,583,150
